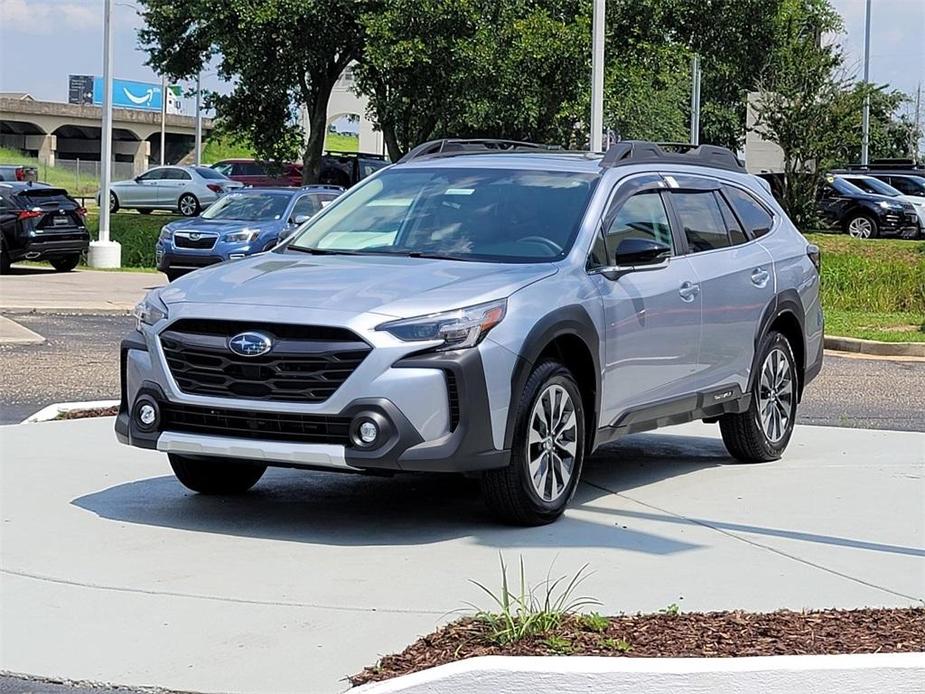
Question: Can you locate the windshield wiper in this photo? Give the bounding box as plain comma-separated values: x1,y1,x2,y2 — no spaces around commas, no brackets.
403,251,472,262
287,246,360,256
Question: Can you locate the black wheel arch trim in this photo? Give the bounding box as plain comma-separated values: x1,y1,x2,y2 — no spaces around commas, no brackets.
504,304,602,452
752,289,808,398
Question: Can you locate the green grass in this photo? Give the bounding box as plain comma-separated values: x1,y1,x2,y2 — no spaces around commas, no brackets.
325,132,359,153
824,309,925,342
201,134,256,164
85,211,180,268
0,146,99,196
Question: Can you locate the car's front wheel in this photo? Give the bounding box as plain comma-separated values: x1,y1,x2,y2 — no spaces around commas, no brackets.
178,193,200,217
482,360,585,525
720,331,798,463
109,192,120,214
845,213,878,239
168,454,267,494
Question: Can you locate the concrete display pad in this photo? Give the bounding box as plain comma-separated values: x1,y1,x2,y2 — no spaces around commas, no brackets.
0,417,922,694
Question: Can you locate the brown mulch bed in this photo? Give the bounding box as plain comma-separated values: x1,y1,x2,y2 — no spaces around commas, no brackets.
54,406,119,420
350,608,925,686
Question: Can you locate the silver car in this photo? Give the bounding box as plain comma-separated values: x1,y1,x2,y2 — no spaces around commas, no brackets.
117,139,824,525
104,165,243,217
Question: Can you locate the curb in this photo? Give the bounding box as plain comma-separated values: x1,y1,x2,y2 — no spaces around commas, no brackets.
824,335,925,358
0,307,134,316
23,400,120,424
0,315,45,345
352,653,925,694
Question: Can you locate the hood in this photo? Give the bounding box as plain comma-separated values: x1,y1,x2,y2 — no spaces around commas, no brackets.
159,251,557,318
165,217,283,234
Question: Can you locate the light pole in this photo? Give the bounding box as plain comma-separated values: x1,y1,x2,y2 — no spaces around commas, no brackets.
88,0,121,268
690,55,701,146
590,0,605,152
860,0,872,166
160,74,167,166
194,72,203,165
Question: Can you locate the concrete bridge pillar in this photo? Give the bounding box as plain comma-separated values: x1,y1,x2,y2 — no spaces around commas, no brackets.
113,140,151,176
24,134,57,167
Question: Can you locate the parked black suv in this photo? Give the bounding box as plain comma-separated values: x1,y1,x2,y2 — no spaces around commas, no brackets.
817,175,918,239
0,182,90,273
319,151,389,187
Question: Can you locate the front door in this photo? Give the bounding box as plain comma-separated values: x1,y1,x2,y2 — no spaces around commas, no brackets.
591,184,702,427
157,167,192,207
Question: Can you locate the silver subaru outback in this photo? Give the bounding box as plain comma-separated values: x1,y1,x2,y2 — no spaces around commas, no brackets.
117,139,823,525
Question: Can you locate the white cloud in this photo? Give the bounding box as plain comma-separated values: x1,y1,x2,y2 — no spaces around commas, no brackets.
0,0,99,35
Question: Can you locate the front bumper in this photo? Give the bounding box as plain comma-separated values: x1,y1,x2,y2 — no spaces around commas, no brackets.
156,250,225,272
115,331,510,474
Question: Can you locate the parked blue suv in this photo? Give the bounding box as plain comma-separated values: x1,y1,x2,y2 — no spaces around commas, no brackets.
156,185,342,281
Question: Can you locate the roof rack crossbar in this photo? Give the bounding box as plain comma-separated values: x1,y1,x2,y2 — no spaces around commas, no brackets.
398,138,553,164
599,140,745,173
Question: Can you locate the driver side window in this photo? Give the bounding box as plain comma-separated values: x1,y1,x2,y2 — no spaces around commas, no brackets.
603,192,674,261
137,169,164,182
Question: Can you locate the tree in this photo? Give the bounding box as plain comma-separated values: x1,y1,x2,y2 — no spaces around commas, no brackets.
355,0,590,160
751,0,861,227
138,0,367,183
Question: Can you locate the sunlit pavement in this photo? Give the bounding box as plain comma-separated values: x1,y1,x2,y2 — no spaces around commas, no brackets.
1,417,922,694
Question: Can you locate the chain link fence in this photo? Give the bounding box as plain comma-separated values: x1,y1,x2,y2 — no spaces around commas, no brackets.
41,159,135,199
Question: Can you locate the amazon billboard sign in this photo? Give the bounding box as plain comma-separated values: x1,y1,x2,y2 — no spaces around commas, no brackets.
69,75,183,114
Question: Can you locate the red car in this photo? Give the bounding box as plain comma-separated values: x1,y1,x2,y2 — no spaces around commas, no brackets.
211,159,303,187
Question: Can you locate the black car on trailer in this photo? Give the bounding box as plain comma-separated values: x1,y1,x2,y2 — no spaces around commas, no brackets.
0,182,90,273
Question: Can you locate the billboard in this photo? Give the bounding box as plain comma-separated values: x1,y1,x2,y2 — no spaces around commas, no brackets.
83,77,184,114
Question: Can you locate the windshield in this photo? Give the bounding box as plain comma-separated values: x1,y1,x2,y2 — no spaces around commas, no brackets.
830,177,867,196
843,176,901,197
288,168,597,262
201,191,290,221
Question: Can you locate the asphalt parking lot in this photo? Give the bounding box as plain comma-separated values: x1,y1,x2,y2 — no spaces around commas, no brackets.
1,417,922,694
1,312,924,430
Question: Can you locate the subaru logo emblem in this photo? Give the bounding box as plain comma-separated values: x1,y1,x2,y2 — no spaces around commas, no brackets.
228,331,272,357
189,233,201,240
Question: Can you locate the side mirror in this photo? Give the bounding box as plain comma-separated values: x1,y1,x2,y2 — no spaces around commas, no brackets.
595,238,671,280
292,214,311,225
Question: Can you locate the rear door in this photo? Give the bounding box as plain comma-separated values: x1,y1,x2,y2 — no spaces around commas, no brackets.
664,175,775,396
157,167,192,206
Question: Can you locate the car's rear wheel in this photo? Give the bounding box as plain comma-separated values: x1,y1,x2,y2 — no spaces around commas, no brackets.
168,454,266,494
0,244,10,275
845,213,878,239
482,360,585,525
50,254,80,272
719,331,798,463
178,193,200,217
109,192,120,213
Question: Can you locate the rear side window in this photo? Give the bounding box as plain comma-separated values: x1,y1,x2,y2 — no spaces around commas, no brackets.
671,191,730,252
604,192,674,258
725,187,773,238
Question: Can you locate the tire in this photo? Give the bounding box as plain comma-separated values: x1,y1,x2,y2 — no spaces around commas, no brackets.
164,268,186,282
50,254,80,272
138,208,153,215
719,331,798,463
168,454,266,494
109,192,120,214
481,360,585,526
178,193,200,217
0,245,10,275
845,213,879,239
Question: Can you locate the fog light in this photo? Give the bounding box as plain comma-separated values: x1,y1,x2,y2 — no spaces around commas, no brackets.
138,403,156,426
358,421,378,444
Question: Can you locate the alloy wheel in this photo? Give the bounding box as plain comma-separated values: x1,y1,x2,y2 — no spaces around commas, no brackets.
179,195,197,216
757,347,794,443
527,384,578,502
847,217,872,239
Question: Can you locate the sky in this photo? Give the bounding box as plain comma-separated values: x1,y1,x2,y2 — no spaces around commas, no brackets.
0,0,922,112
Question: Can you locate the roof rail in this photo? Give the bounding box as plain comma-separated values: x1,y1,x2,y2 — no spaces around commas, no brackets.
398,138,552,164
600,140,745,173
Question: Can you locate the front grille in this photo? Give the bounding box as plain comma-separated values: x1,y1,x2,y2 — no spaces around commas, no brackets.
160,402,351,445
174,233,217,249
160,319,371,403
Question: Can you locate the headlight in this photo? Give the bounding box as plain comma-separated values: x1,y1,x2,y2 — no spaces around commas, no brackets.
878,201,901,210
376,299,507,351
133,293,168,332
223,229,260,242
158,226,173,241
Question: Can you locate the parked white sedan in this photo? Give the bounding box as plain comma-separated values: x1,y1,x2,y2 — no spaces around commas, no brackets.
102,166,244,217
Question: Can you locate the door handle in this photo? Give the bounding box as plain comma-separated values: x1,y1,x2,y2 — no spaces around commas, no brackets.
679,281,700,302
751,267,770,287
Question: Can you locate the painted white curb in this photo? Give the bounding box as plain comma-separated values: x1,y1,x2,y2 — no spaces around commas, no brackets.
352,653,925,694
23,400,119,424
